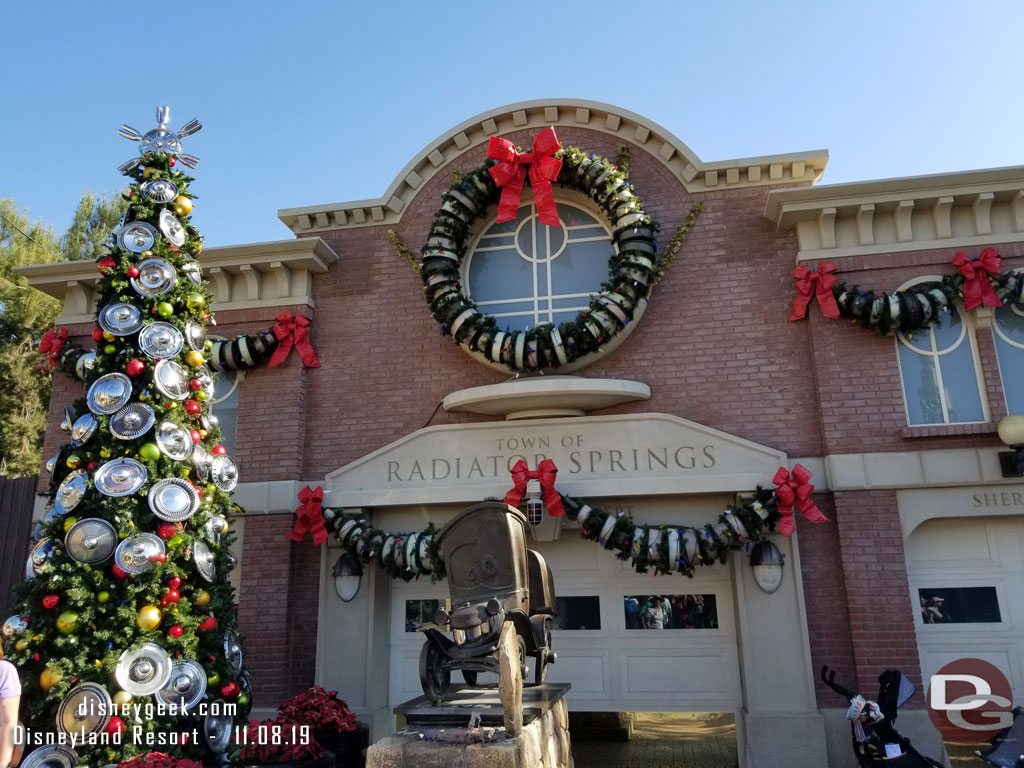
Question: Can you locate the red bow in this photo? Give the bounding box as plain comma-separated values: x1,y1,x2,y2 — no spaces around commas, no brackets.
487,128,563,227
789,262,840,321
268,312,320,368
36,328,68,371
772,464,829,537
503,459,565,516
286,485,328,545
953,248,1002,311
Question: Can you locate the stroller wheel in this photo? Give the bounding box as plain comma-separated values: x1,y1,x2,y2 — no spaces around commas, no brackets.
462,669,478,686
419,641,451,703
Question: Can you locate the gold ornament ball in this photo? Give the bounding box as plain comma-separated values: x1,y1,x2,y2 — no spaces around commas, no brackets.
192,241,203,254
186,293,205,311
207,672,220,686
173,196,193,217
136,605,162,631
102,331,115,342
184,350,205,367
39,666,62,692
196,589,211,606
15,639,29,652
99,448,111,458
97,591,110,603
56,610,80,635
62,517,78,532
65,455,80,469
142,167,158,178
141,250,155,259
198,429,208,439
113,690,132,707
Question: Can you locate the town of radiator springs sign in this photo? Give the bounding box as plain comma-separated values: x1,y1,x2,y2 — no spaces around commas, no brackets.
325,414,788,506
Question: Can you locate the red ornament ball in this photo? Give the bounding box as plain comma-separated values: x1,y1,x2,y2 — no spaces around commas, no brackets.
198,616,218,633
221,681,239,700
106,717,125,735
98,256,116,271
165,589,180,603
149,552,167,564
167,576,181,589
189,430,201,442
168,625,183,638
189,379,202,391
184,400,201,415
112,564,129,579
92,328,104,341
42,595,59,610
211,445,226,456
126,266,140,278
86,462,95,470
32,653,40,661
126,359,145,377
157,523,176,540
169,157,176,167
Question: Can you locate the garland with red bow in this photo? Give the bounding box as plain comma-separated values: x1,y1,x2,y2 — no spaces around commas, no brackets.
503,458,565,516
788,248,1023,335
318,463,827,582
285,485,328,545
420,136,701,373
35,327,68,371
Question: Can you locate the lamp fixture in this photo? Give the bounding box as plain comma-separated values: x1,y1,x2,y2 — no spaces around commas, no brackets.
332,552,363,602
749,538,785,594
525,478,544,526
997,415,1024,477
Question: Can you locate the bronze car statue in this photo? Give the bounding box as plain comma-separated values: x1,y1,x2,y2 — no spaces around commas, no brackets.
418,501,557,703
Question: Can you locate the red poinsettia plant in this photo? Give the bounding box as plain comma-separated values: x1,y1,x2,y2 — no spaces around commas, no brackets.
116,753,203,768
237,716,323,764
278,686,356,734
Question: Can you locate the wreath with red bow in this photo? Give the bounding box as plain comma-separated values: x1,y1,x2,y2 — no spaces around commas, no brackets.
421,130,662,373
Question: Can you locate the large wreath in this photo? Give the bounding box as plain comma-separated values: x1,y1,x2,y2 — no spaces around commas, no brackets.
420,137,659,373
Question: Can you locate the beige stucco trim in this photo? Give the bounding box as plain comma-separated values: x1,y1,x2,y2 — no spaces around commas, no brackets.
764,165,1024,262
277,98,828,235
14,238,338,325
825,446,1012,491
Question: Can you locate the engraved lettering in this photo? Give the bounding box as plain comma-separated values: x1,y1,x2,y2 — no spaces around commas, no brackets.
431,459,450,480
569,452,582,473
388,461,401,482
674,446,696,469
408,461,425,481
703,445,716,468
647,448,668,470
609,449,625,472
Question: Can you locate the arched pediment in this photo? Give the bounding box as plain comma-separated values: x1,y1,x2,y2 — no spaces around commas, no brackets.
278,98,827,235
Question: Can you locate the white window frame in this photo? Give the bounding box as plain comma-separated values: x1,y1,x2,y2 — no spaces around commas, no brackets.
992,303,1024,414
462,194,615,331
894,276,989,426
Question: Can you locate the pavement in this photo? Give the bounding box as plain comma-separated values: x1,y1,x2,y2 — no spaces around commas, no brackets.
571,712,738,768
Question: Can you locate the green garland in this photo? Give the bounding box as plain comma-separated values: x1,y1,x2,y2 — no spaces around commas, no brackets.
322,489,781,582
421,145,700,373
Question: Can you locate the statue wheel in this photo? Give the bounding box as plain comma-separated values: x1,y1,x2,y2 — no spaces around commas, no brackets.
419,641,450,703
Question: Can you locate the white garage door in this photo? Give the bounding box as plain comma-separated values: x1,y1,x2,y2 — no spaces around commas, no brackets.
390,534,740,713
907,515,1024,700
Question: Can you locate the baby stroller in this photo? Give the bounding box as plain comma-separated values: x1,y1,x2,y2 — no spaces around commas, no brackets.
821,666,944,767
976,707,1024,767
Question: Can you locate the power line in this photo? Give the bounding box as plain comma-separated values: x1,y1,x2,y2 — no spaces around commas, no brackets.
0,210,63,260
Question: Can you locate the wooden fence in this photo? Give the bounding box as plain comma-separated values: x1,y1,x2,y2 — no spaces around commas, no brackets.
0,476,36,616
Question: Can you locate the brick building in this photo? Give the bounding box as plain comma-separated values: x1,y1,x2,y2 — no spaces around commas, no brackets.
20,99,1024,766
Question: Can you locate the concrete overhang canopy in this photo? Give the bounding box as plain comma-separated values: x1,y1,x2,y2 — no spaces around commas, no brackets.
278,98,828,235
764,165,1024,262
14,238,338,324
323,413,787,508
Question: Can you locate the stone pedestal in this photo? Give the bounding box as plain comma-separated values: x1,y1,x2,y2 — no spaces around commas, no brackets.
367,684,572,768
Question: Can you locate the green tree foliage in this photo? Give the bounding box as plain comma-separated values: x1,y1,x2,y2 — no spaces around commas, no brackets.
0,193,128,476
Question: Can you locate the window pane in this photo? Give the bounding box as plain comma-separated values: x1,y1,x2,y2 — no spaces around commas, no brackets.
938,340,985,422
624,594,718,630
553,596,601,630
211,371,239,454
897,342,943,425
918,587,1001,624
931,308,964,352
550,239,612,295
468,249,532,301
405,599,441,632
993,307,1024,413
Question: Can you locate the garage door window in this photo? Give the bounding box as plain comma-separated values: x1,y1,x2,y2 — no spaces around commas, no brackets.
896,293,986,425
625,594,718,630
553,596,601,630
918,587,1001,624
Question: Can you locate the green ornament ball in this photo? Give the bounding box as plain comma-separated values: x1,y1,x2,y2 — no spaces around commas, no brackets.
157,302,174,317
97,591,110,603
56,610,80,635
195,390,207,401
138,443,160,461
186,293,205,311
104,344,116,355
168,534,187,549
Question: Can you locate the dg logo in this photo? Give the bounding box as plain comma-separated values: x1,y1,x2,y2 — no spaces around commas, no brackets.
927,658,1014,742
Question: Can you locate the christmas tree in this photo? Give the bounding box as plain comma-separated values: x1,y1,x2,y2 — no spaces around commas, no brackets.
3,107,249,766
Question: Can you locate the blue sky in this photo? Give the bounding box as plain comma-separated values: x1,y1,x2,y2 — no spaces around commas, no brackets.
3,1,1023,249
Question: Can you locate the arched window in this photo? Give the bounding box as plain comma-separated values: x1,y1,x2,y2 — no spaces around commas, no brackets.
207,339,244,453
992,304,1024,414
463,200,613,333
896,283,987,425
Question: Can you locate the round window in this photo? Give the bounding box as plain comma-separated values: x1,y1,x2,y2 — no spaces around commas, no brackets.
464,200,615,333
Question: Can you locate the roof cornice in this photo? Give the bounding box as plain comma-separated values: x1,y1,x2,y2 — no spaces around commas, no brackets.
765,165,1024,262
15,238,338,325
278,98,828,235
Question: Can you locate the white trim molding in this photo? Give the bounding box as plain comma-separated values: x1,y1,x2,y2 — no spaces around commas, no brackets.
15,238,338,325
765,165,1024,262
278,98,828,235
